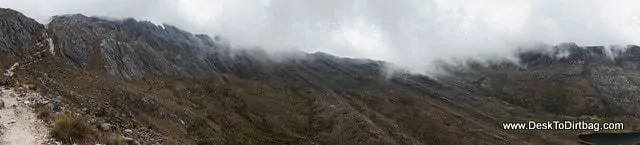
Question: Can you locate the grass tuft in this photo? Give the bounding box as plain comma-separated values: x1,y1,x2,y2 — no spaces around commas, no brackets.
50,114,94,143
97,132,124,145
36,106,52,120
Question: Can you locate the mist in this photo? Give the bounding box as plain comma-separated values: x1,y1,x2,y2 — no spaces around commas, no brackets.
2,0,639,73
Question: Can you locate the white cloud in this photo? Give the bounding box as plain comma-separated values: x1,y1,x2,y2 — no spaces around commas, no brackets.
1,0,639,73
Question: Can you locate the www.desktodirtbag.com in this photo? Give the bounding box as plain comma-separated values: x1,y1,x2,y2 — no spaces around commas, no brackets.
502,121,624,131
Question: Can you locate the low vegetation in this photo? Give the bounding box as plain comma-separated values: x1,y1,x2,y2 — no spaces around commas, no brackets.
97,132,124,145
36,106,52,120
50,114,94,143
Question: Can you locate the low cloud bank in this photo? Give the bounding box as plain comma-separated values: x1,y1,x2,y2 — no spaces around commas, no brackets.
2,0,639,74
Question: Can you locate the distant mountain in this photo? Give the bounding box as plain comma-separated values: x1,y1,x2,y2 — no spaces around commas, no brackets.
1,8,639,144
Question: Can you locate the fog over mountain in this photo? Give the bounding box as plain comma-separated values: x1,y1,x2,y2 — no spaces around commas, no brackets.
3,2,640,144
2,0,640,73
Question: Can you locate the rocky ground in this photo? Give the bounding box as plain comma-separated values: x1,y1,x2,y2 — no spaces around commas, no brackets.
0,87,49,145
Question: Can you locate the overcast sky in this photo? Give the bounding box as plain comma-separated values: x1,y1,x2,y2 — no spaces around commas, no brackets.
2,0,640,73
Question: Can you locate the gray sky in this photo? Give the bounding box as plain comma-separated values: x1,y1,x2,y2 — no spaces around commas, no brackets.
2,0,640,73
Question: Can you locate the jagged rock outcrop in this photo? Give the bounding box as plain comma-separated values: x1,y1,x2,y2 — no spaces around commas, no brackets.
0,8,50,69
0,8,46,56
48,15,215,79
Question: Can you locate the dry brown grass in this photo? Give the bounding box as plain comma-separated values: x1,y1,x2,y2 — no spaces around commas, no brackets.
36,106,52,120
50,114,95,143
97,132,124,145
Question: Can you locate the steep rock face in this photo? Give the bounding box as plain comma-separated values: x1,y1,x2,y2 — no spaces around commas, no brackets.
0,8,49,66
48,15,217,79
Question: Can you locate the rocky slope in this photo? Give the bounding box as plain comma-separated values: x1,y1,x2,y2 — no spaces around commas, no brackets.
1,8,640,145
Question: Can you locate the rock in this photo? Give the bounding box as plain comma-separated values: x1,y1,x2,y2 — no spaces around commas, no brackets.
122,137,140,145
3,63,18,77
122,137,133,141
100,123,115,131
23,101,30,105
124,129,133,134
7,119,16,124
47,101,61,112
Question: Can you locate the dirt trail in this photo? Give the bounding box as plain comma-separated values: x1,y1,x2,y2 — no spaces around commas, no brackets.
0,87,48,145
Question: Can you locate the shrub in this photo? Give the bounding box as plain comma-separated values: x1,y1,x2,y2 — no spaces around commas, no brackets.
97,132,124,145
36,106,52,120
50,114,94,143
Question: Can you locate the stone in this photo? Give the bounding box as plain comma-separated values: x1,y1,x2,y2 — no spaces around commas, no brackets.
122,137,140,145
100,123,115,131
124,129,133,134
47,101,61,112
3,63,18,77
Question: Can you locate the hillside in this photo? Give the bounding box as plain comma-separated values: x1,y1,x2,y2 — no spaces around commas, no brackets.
0,8,639,145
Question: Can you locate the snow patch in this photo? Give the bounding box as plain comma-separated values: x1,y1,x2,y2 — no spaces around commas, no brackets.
604,46,616,60
47,38,55,56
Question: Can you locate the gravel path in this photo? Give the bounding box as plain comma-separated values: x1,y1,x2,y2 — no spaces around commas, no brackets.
0,87,48,145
